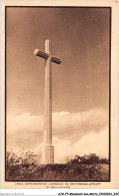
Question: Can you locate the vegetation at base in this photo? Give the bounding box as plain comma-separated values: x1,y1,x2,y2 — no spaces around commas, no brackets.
6,151,109,181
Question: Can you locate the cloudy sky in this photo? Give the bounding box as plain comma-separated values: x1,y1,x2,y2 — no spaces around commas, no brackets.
6,7,110,163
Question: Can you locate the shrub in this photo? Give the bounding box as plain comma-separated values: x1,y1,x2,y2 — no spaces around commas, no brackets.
6,151,109,181
6,150,38,180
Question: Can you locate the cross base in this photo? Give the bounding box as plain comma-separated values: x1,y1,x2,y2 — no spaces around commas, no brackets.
42,146,54,164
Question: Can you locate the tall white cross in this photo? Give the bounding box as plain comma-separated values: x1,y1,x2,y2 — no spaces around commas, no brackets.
34,39,61,164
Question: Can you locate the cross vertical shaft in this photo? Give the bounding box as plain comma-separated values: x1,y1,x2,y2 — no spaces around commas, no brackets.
43,40,54,164
44,40,52,146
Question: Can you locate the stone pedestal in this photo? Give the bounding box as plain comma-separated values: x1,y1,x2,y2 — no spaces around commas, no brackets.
42,146,54,164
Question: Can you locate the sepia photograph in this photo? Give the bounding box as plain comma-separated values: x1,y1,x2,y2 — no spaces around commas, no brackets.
5,5,110,182
1,1,118,189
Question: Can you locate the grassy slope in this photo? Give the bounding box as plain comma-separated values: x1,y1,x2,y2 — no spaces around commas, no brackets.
6,152,109,181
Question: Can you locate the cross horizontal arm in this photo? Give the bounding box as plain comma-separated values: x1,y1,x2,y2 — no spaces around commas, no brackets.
51,56,61,64
34,48,61,64
34,49,48,59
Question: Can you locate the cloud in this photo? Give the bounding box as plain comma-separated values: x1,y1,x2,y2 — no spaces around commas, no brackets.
53,126,109,163
7,108,109,163
7,113,44,152
52,108,108,142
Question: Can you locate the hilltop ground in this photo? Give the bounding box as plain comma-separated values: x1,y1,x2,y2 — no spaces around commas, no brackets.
6,151,109,181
